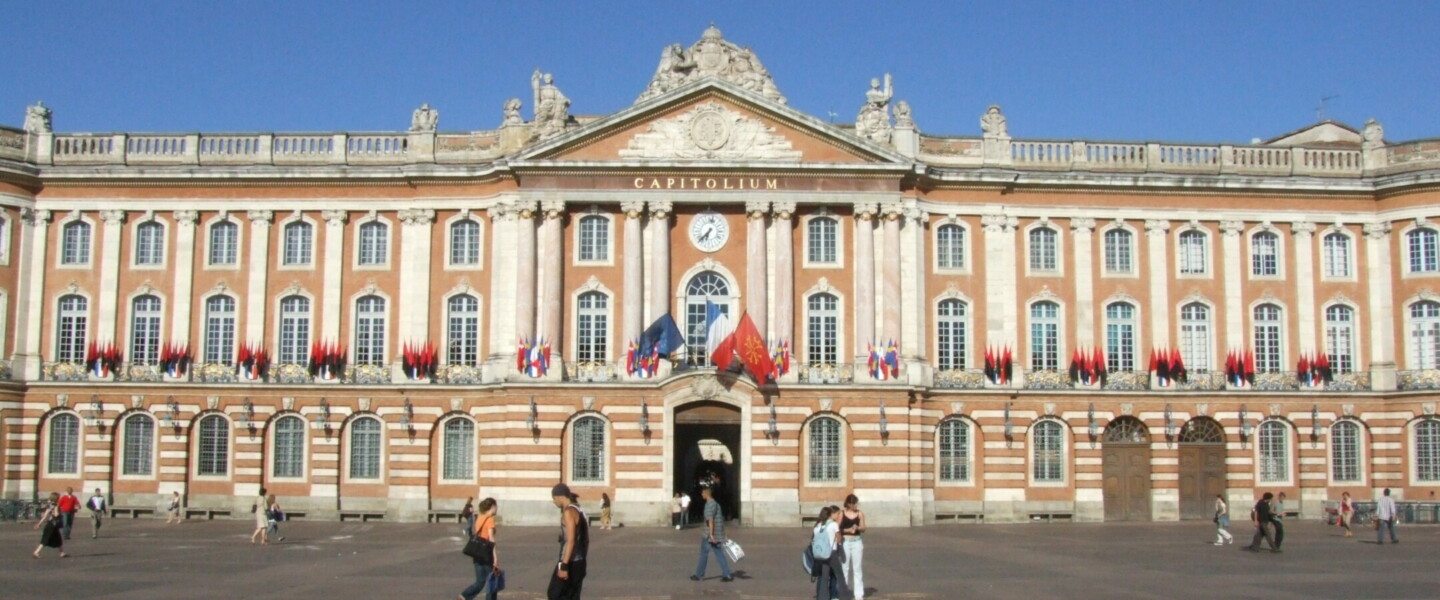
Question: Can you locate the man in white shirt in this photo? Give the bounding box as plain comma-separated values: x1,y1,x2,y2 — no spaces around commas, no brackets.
1376,488,1399,544
679,491,692,529
87,488,107,539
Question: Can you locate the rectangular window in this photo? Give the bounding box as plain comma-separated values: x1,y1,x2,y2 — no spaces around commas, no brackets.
1030,323,1059,370
47,416,79,474
62,223,91,265
1254,325,1282,373
936,302,967,371
1103,229,1132,274
1323,233,1351,278
576,299,609,363
358,222,388,266
1032,422,1064,482
1325,307,1355,374
1029,228,1057,271
442,421,475,480
807,218,838,264
1179,231,1207,275
936,225,965,270
1106,321,1135,371
1330,423,1360,483
578,216,609,262
356,316,386,365
279,310,310,365
1251,233,1279,276
204,298,236,364
450,220,481,265
572,418,606,482
122,417,153,476
135,223,165,265
57,311,88,363
447,304,480,366
1411,230,1439,273
271,418,305,479
283,223,312,266
1258,423,1288,483
209,222,237,266
806,304,838,365
349,421,381,480
130,310,162,365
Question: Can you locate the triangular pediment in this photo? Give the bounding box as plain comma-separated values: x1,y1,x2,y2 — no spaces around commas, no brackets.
1263,120,1363,148
512,78,911,167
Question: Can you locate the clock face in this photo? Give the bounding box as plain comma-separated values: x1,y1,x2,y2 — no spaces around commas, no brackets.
689,211,729,253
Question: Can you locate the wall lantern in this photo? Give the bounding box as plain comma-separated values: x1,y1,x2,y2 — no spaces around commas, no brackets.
163,396,179,429
767,402,779,438
313,398,330,431
86,395,103,430
240,397,254,429
878,400,889,436
1003,402,1014,440
1311,405,1325,441
639,400,650,434
1087,403,1098,441
525,397,538,432
1164,404,1175,440
401,398,414,431
1239,404,1252,441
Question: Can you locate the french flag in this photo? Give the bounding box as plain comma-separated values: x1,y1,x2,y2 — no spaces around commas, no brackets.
705,301,735,369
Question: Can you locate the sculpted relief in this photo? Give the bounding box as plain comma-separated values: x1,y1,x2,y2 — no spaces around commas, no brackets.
618,101,802,161
636,24,786,105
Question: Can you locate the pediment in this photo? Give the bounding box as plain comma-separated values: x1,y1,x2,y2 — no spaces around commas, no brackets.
514,79,910,166
1263,120,1363,148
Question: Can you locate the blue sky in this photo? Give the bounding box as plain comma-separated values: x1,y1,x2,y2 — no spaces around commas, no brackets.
3,1,1436,143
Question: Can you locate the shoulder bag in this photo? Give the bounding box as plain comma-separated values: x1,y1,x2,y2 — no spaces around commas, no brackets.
462,517,495,564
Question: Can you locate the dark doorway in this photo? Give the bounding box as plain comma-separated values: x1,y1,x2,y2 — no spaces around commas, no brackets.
1102,416,1152,521
1177,417,1228,520
673,401,742,523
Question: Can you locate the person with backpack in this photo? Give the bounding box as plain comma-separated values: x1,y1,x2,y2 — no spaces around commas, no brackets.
689,486,732,582
266,494,286,543
811,505,852,600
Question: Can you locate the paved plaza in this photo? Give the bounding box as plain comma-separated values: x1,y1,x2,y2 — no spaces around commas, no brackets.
2,517,1436,599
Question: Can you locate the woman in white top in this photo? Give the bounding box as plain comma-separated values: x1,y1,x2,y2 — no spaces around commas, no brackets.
1213,495,1233,545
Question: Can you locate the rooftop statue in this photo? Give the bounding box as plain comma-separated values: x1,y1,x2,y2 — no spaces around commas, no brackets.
894,100,915,129
1362,118,1385,149
410,103,439,132
636,24,786,105
855,74,894,145
502,98,524,127
24,101,52,134
531,69,571,140
981,105,1008,138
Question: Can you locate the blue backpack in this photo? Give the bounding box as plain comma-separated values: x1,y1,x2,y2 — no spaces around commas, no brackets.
810,524,833,561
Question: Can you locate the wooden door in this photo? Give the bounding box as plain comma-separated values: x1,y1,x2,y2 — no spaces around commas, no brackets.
1179,445,1227,519
1103,445,1152,521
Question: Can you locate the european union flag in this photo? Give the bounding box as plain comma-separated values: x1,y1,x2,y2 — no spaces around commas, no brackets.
640,313,686,357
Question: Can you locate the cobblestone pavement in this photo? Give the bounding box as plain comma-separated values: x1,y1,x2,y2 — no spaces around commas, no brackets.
2,517,1436,599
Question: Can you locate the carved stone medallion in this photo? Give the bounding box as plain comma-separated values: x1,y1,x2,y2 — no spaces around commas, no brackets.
690,110,730,150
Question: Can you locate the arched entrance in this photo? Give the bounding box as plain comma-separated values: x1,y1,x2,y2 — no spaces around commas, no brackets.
673,400,742,522
1102,416,1152,521
1177,417,1227,520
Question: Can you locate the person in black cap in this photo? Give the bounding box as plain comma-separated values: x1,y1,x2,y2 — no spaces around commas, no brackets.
547,483,589,600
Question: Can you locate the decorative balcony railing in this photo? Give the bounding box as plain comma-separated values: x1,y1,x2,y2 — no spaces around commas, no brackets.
1024,369,1071,390
934,369,986,390
1101,370,1150,391
1252,371,1301,392
565,361,618,383
1323,371,1372,392
798,363,853,384
1398,370,1440,391
434,364,483,385
346,364,391,385
1174,371,1227,391
270,363,312,384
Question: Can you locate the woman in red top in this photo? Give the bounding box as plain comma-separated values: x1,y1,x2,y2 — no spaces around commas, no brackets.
1338,492,1354,537
458,497,500,600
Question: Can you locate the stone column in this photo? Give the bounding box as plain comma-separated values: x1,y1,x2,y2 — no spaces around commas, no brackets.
486,204,518,371
1292,222,1317,354
539,200,565,358
647,200,672,323
97,210,126,343
853,203,878,364
745,200,769,335
770,201,796,346
320,210,347,342
899,204,927,363
1364,222,1397,390
881,205,903,345
397,208,436,349
982,214,1017,356
1220,221,1245,352
620,200,646,344
13,209,51,379
1145,220,1172,349
245,210,273,344
513,201,538,343
1071,218,1097,349
169,211,199,347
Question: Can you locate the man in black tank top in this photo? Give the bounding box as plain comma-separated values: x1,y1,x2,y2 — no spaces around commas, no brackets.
548,483,589,600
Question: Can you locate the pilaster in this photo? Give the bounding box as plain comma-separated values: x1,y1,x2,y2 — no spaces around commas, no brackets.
745,200,769,336
170,210,199,346
514,200,538,343
1145,219,1172,348
539,200,565,358
14,209,51,379
320,210,347,342
97,209,125,342
1220,220,1245,352
1071,218,1096,348
621,200,646,345
1365,222,1396,390
397,208,435,348
853,203,878,364
770,201,796,348
245,210,274,343
881,204,903,345
486,204,519,375
647,200,672,324
1292,221,1317,353
899,204,928,382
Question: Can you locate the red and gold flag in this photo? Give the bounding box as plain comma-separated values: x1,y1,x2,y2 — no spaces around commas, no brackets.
732,313,775,384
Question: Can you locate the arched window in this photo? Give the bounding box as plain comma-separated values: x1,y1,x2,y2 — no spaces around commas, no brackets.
203,295,236,364
1325,305,1356,374
442,418,475,480
1253,304,1283,373
1257,420,1288,483
282,221,312,266
1178,230,1207,275
1330,420,1362,483
577,215,609,262
446,295,480,365
1411,301,1440,370
1180,303,1211,371
683,272,731,366
937,419,971,482
1417,419,1440,482
355,295,387,366
196,414,229,476
936,299,968,370
208,221,238,266
807,217,838,264
278,296,311,365
1323,232,1351,278
1103,228,1133,274
806,293,839,365
61,221,91,265
1251,231,1279,276
348,417,382,480
135,221,165,266
56,295,88,363
1029,301,1060,370
449,219,481,265
1408,228,1439,273
1105,302,1136,371
936,224,965,269
1028,227,1057,272
130,295,162,365
1178,417,1226,444
47,413,80,474
808,417,842,483
571,416,606,482
121,414,154,476
1032,420,1065,483
575,291,609,364
358,221,388,266
271,415,306,479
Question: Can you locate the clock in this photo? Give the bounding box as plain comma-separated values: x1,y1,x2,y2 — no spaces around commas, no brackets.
689,211,729,253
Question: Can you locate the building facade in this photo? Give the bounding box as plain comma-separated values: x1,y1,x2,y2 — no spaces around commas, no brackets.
2,27,1440,526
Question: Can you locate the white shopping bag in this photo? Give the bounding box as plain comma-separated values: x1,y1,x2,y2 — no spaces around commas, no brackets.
723,539,745,563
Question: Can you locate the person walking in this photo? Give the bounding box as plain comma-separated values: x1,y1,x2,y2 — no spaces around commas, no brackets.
462,497,476,540
840,494,867,600
547,483,588,600
1213,495,1233,545
813,505,853,600
1246,492,1279,553
600,493,613,531
1271,492,1287,549
266,494,286,542
671,492,683,530
679,490,691,529
1338,491,1354,537
33,493,67,559
690,486,733,583
1376,488,1399,544
458,497,501,600
165,491,182,524
87,488,107,539
250,486,270,545
57,486,79,540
